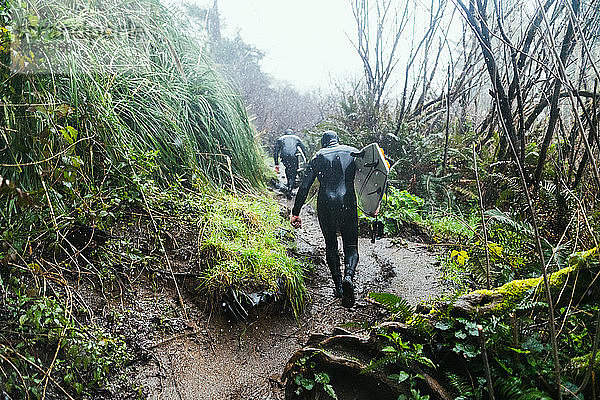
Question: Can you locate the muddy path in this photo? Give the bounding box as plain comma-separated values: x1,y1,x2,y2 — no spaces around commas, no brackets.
128,183,445,399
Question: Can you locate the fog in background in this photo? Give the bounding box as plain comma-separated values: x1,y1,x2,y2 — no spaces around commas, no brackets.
190,0,362,92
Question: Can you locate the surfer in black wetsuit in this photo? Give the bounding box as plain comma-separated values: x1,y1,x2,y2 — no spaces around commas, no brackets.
290,130,359,308
274,129,308,199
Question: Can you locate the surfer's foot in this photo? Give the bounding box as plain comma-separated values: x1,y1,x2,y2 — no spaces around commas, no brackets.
332,275,343,298
341,276,355,308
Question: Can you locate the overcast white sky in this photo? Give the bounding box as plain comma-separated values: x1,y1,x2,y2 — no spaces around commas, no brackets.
188,0,364,92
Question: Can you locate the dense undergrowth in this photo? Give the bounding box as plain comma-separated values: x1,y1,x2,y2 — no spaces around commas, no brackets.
309,67,600,397
0,0,306,398
284,121,600,398
357,158,599,398
1,179,305,398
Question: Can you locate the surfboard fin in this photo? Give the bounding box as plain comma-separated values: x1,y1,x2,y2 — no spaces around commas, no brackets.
371,219,384,243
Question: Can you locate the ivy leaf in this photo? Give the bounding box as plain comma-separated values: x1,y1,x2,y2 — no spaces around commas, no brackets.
435,321,451,330
389,371,410,384
453,343,478,358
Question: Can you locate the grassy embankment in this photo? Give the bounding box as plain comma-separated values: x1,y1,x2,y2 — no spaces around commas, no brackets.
0,0,305,397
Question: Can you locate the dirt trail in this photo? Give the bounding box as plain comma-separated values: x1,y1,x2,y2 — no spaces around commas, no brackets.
130,184,444,399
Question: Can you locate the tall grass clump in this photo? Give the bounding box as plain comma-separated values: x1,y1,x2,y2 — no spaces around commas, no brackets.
0,0,271,294
0,1,301,398
2,0,264,199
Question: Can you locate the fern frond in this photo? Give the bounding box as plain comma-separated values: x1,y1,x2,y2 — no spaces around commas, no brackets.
517,389,553,400
485,208,552,251
446,372,474,396
514,300,547,312
495,375,525,399
361,353,398,374
491,368,551,400
407,314,433,334
451,184,478,201
368,292,415,321
485,209,534,238
540,180,556,195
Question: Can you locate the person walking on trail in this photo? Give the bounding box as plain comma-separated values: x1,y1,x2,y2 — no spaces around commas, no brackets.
290,130,359,308
274,129,308,199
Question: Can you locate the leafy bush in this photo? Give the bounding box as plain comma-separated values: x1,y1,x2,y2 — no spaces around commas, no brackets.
365,188,425,235
0,278,130,398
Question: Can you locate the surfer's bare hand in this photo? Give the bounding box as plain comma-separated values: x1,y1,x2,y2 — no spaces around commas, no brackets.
275,165,279,173
290,215,301,228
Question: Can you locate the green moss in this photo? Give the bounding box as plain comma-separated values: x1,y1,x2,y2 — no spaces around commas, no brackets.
474,288,497,297
493,277,540,313
548,265,575,286
469,264,579,314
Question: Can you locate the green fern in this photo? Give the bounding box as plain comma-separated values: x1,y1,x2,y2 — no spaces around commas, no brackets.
451,184,478,201
368,292,415,322
516,389,553,400
485,209,535,239
514,299,547,312
361,352,399,374
363,330,434,375
495,375,525,399
407,314,433,334
446,372,479,400
493,370,552,400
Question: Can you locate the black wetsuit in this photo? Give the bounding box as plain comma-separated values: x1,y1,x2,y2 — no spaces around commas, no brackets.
274,134,308,194
292,131,359,305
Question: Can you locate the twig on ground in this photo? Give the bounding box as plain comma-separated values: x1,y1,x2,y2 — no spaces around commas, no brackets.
149,331,197,350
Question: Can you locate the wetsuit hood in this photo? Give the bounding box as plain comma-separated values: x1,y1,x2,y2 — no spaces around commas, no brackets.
321,130,339,148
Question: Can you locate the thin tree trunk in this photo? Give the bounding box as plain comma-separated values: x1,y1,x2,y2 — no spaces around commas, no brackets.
473,144,491,289
532,0,579,189
442,66,451,176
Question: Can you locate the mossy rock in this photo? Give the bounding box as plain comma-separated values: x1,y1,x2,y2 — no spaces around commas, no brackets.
446,248,599,317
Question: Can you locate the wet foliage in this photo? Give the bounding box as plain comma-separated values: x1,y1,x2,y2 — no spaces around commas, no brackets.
0,0,307,398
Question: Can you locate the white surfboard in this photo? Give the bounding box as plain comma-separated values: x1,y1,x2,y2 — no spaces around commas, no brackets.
354,143,389,217
294,148,307,188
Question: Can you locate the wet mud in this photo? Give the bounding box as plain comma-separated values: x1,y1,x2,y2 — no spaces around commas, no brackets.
127,180,445,399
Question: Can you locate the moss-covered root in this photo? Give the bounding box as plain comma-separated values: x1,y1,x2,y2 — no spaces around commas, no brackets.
447,248,600,317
